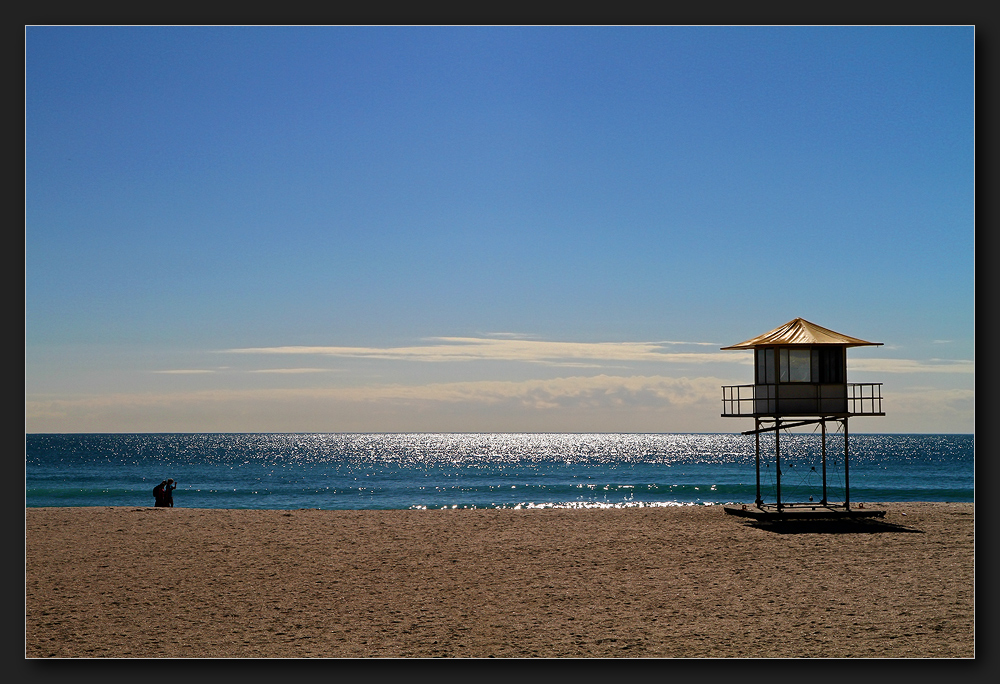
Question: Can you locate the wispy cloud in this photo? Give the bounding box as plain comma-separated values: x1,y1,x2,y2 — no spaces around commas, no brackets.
224,337,740,366
151,369,216,374
480,333,717,346
850,358,975,374
326,374,726,409
25,374,726,423
247,368,338,374
165,341,973,378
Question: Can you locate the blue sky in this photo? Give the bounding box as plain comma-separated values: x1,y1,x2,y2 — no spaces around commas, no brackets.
25,26,975,433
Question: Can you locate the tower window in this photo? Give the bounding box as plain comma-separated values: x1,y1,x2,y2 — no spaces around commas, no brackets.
756,346,844,384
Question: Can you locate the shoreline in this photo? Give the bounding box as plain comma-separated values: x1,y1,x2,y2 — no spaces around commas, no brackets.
26,502,974,658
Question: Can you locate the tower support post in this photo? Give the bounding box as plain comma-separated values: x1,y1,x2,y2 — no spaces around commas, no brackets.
755,418,762,507
775,422,782,510
843,417,850,509
821,419,828,505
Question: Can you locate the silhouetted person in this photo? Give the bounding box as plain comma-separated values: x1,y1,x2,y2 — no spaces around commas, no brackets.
153,481,167,507
164,479,177,507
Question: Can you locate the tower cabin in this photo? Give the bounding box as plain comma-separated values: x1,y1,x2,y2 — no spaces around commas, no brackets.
719,318,885,520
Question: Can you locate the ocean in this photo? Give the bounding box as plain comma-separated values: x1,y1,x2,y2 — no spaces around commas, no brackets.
25,433,973,510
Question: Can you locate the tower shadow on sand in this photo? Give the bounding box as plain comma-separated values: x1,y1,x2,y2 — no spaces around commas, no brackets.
743,518,924,534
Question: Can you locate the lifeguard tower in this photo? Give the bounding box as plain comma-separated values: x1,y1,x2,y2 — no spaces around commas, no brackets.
719,318,886,520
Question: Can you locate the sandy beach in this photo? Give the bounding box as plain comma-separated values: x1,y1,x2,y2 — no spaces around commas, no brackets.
25,503,974,658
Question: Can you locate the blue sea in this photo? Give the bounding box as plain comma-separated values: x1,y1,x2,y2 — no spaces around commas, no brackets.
25,433,973,510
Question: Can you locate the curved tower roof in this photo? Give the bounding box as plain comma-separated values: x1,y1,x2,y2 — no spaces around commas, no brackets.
720,318,882,350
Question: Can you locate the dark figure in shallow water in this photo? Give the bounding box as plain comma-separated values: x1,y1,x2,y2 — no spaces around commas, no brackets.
153,481,167,507
164,479,177,507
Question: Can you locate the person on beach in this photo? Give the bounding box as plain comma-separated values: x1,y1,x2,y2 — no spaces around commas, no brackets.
163,479,177,507
153,481,167,507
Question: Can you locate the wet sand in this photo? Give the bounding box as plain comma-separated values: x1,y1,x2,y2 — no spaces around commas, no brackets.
25,503,974,658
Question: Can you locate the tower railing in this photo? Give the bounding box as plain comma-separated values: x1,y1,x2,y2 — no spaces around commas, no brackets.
721,383,883,417
721,384,755,416
847,382,883,415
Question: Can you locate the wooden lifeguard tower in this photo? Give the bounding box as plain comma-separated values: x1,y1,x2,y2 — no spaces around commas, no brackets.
719,318,886,521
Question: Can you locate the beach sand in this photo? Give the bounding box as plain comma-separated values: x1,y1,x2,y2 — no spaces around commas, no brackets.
25,503,973,658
